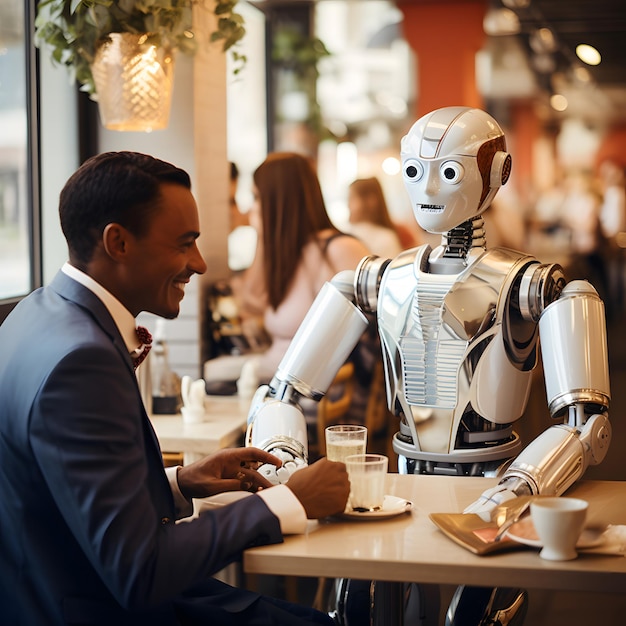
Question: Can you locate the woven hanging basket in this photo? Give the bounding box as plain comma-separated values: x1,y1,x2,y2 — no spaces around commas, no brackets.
91,33,175,132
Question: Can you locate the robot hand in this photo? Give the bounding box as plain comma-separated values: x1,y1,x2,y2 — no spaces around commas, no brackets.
463,477,532,522
245,384,309,485
257,451,307,486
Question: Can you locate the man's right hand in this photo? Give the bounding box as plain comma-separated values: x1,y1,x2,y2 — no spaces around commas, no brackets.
286,457,350,519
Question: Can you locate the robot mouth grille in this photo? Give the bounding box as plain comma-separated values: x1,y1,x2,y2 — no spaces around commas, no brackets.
419,204,444,213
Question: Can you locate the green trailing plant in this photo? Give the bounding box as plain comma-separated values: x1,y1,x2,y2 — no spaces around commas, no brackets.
271,23,331,133
34,0,246,98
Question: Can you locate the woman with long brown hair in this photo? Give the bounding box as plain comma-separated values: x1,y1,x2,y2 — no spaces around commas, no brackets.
240,152,370,383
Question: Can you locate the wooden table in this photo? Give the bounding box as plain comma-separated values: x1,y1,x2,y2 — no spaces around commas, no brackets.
244,474,626,618
149,395,249,463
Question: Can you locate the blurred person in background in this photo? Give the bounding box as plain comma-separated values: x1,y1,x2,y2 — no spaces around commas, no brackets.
236,153,371,386
598,159,626,318
345,176,404,258
560,170,606,299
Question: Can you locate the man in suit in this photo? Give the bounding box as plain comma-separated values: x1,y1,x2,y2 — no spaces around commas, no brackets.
0,151,349,625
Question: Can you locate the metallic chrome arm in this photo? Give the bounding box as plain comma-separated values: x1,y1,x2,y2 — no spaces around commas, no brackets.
245,273,370,483
466,279,611,519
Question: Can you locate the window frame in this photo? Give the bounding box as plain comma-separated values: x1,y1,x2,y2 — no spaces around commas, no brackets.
0,0,41,324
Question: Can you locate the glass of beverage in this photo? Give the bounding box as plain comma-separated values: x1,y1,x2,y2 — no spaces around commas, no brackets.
325,425,367,463
345,453,388,512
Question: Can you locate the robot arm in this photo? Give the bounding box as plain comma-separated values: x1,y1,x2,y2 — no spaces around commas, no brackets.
466,274,611,520
245,270,370,483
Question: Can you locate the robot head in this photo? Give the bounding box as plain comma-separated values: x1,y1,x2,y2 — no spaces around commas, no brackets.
401,107,511,234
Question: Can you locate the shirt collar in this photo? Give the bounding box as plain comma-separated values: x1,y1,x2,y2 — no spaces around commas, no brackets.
61,262,140,352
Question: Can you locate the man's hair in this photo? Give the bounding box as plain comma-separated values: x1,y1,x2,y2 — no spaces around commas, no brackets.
59,151,191,265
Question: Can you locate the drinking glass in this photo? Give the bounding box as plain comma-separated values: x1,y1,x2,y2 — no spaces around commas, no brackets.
325,425,367,463
345,453,388,512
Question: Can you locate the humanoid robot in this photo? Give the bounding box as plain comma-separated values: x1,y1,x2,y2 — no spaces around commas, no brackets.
246,107,612,624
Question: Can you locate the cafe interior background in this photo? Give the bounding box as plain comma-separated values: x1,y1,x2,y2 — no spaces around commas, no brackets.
2,0,626,470
2,1,626,622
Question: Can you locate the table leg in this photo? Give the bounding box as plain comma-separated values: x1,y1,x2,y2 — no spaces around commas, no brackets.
371,581,404,625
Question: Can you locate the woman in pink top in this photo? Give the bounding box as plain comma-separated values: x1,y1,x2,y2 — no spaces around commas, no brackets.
239,152,371,383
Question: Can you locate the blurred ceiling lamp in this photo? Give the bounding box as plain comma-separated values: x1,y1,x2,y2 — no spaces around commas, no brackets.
382,157,400,176
529,28,557,53
576,44,602,66
550,93,568,112
501,0,531,8
572,65,592,83
532,52,556,74
91,33,175,132
483,8,520,36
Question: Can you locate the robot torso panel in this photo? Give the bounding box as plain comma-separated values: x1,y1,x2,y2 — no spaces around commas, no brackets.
374,244,540,472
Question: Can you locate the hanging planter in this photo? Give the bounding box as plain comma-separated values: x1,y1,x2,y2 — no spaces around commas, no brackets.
34,0,247,132
91,33,175,131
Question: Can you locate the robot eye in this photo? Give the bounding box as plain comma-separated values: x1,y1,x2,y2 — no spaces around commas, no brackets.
440,161,464,184
403,159,424,182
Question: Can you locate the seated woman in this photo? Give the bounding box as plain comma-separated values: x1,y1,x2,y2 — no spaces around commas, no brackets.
345,177,404,258
236,152,371,384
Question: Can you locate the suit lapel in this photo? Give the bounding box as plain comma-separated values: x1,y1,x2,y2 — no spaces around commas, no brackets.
50,271,137,374
50,271,175,512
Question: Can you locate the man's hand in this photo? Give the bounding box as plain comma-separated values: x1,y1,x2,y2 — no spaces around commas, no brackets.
177,447,283,499
285,457,350,519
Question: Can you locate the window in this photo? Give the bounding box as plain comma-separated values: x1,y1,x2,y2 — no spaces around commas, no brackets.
0,0,40,322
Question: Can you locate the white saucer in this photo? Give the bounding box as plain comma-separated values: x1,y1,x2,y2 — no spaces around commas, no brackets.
506,516,605,549
342,495,413,520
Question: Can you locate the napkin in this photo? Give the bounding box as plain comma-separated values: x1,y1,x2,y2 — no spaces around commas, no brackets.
574,524,626,556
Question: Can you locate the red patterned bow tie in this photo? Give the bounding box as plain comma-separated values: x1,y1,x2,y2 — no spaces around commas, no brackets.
132,325,153,370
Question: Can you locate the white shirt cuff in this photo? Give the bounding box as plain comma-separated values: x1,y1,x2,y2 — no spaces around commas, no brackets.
166,465,194,519
257,484,307,534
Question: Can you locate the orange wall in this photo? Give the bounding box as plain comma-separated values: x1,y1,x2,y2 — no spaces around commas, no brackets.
397,0,543,199
397,0,487,117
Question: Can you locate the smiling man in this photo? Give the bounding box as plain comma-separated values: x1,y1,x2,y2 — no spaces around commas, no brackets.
0,152,349,625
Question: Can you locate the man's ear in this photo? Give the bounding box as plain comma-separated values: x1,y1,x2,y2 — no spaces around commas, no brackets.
102,223,130,261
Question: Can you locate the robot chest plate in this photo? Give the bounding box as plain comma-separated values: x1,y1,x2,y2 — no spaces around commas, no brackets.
378,247,515,410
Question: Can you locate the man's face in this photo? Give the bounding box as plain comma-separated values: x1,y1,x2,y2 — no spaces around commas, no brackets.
125,183,207,318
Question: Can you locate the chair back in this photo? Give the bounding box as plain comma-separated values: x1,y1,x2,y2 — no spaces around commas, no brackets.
316,362,356,457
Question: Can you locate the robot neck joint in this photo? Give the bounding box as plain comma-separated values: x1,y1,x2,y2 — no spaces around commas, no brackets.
442,216,486,260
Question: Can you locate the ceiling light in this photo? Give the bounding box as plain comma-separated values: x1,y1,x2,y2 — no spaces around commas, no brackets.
572,65,591,83
483,8,520,36
550,94,568,112
529,28,556,53
532,53,556,74
576,44,601,66
502,0,531,8
382,157,400,176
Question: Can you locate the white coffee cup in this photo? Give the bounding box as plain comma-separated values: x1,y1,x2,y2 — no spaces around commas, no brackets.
530,497,588,561
345,453,388,512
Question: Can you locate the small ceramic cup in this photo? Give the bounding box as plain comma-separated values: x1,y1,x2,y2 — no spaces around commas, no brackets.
530,497,588,561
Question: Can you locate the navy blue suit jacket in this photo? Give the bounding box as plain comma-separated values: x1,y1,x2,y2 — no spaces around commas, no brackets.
0,271,283,625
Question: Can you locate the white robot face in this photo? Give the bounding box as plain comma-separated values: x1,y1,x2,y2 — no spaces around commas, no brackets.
401,107,511,234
